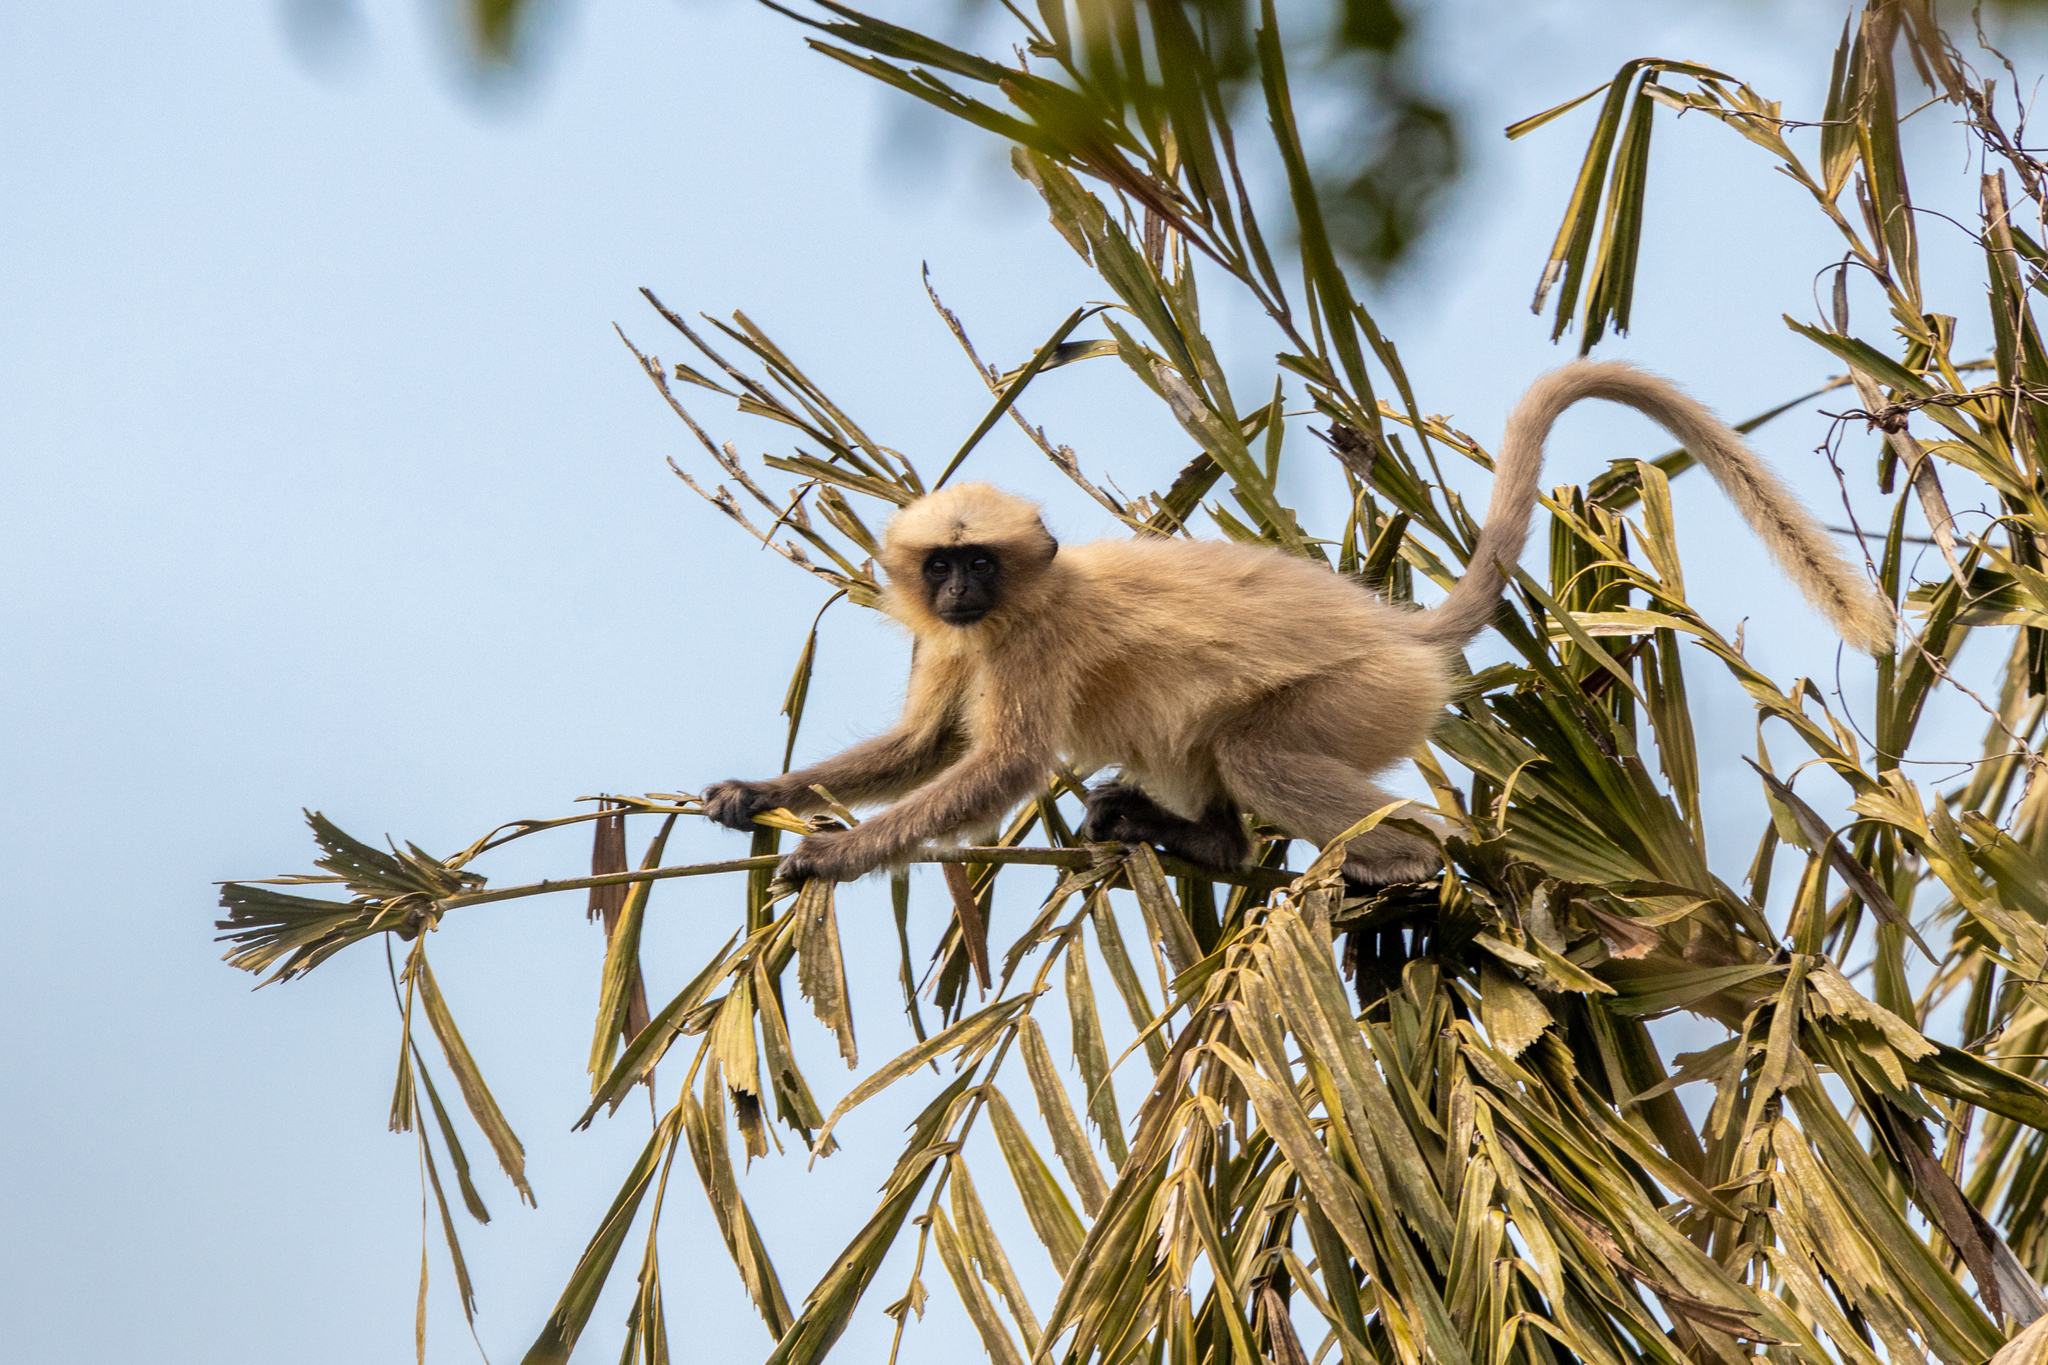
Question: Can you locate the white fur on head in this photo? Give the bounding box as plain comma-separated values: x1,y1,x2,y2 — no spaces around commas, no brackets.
884,483,1052,553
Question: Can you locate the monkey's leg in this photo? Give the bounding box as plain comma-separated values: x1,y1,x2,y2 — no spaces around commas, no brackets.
1080,782,1249,869
1219,742,1440,1008
1212,742,1441,886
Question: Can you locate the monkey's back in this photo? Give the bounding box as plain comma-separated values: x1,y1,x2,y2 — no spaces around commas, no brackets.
1029,538,1451,803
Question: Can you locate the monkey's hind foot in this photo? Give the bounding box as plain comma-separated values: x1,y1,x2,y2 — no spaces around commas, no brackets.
1081,782,1249,871
1336,813,1445,891
1339,850,1444,892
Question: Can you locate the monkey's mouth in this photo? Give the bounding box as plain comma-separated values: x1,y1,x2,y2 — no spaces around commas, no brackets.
938,607,990,627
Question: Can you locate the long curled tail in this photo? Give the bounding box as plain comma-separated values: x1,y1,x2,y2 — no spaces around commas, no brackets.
1417,360,1895,655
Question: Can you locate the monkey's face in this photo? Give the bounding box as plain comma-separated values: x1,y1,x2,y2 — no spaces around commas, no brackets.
922,545,1001,627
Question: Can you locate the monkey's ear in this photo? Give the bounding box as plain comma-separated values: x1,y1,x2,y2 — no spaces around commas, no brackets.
1046,536,1059,557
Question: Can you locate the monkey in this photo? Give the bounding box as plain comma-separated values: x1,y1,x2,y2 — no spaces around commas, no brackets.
700,360,1895,889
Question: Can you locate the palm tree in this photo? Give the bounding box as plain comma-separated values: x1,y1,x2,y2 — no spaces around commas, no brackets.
220,3,2048,1363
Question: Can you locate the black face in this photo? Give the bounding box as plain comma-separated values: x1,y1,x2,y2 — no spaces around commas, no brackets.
922,545,1001,626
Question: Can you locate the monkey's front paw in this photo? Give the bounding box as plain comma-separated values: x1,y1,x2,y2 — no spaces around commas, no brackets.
701,780,781,831
775,830,874,884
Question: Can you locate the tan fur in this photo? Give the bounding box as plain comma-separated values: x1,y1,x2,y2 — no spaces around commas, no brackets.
704,363,1894,884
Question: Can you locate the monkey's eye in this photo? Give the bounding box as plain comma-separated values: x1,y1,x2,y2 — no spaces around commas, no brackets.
969,556,995,578
923,557,951,579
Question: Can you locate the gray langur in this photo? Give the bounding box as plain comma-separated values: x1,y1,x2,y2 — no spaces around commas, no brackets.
701,360,1894,886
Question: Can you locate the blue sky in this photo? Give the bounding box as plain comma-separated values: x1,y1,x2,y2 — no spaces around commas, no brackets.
2,2,2032,1361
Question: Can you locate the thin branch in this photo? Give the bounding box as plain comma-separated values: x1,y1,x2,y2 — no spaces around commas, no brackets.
433,844,1295,913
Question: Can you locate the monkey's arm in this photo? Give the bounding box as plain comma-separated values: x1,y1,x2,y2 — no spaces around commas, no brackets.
701,644,969,831
775,724,1054,883
700,723,964,830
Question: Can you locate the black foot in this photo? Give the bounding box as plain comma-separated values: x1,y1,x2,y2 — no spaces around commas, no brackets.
1081,782,1249,869
1339,849,1444,890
